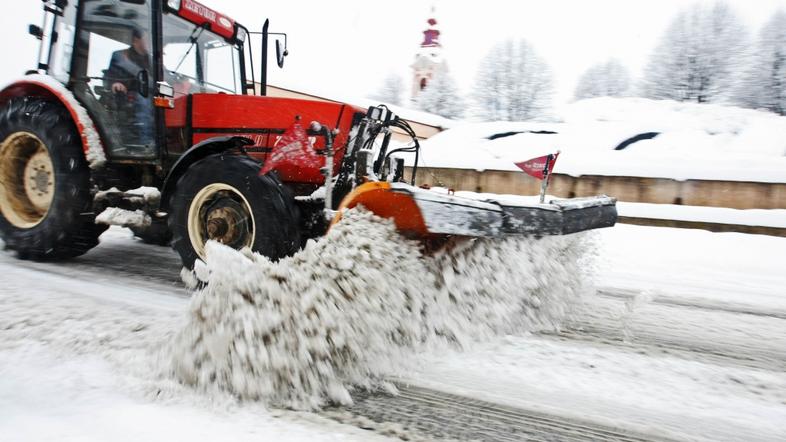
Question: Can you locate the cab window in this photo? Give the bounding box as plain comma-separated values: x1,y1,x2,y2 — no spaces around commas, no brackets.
162,13,243,96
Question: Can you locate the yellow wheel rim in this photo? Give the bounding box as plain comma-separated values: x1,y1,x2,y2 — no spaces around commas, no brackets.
187,183,256,260
0,132,55,228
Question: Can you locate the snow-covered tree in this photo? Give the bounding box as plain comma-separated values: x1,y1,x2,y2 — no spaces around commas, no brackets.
734,10,786,115
369,73,405,106
574,59,632,100
415,65,464,119
472,39,554,121
640,2,748,103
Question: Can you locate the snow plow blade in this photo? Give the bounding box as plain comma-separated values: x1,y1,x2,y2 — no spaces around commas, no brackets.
335,182,617,238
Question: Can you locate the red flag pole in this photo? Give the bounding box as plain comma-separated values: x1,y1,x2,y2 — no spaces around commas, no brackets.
539,154,553,203
514,150,560,203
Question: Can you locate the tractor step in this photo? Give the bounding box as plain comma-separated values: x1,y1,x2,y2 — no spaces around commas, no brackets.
93,187,162,229
93,187,161,213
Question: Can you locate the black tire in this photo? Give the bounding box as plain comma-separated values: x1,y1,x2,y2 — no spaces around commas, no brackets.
0,97,106,260
168,153,301,269
130,218,172,246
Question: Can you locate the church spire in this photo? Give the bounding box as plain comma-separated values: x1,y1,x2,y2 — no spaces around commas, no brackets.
420,13,441,48
411,6,446,99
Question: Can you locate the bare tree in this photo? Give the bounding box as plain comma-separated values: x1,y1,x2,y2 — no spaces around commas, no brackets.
415,65,464,119
574,59,632,100
369,73,405,106
641,2,748,103
472,39,554,121
734,10,786,115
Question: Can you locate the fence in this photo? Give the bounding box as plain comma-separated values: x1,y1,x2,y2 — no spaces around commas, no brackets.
405,167,786,237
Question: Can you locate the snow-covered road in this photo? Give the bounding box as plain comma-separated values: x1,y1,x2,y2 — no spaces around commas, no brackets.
0,242,395,442
1,225,785,441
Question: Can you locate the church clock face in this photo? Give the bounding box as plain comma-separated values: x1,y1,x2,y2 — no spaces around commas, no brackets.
414,56,434,69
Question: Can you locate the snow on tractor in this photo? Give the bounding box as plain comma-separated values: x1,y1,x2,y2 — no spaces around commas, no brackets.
0,0,616,269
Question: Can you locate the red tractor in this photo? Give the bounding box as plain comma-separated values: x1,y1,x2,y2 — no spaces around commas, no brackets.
0,0,616,269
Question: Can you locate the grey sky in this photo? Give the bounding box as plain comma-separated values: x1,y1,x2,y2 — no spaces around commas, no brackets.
3,0,785,104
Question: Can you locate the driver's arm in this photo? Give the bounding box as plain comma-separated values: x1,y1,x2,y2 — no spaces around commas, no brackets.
106,51,129,94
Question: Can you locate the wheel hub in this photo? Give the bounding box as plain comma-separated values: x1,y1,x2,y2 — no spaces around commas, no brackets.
0,132,55,228
207,217,229,238
24,150,55,213
204,203,247,246
187,183,256,260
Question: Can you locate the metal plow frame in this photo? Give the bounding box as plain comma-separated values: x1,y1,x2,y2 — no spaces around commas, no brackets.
335,182,617,238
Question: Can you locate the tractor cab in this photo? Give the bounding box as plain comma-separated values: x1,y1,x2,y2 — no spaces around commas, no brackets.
46,0,249,162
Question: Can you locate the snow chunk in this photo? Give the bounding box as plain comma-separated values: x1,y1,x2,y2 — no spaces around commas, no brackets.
294,186,326,203
308,186,326,199
126,186,162,205
95,208,151,228
170,208,593,410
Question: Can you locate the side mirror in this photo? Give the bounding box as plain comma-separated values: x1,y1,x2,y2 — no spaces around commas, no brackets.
275,39,288,68
137,69,149,98
28,24,43,40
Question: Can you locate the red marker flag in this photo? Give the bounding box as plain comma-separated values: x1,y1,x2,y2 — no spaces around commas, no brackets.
260,120,323,176
514,152,560,180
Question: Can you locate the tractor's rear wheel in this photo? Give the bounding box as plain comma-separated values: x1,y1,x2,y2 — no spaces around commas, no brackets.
169,154,301,269
0,97,105,260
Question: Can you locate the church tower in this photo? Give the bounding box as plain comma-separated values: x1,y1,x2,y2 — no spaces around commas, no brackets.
411,11,444,99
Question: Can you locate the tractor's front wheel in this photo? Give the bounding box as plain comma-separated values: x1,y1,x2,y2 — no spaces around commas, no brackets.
0,97,105,260
168,154,301,269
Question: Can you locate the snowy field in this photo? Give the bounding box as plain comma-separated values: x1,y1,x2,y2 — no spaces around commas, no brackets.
1,222,785,441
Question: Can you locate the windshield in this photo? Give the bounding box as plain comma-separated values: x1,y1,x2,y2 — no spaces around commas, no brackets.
162,13,243,95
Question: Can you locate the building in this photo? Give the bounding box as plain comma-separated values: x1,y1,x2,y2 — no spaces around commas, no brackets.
411,13,445,100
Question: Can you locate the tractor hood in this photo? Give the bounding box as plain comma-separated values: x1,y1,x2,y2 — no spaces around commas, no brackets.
167,93,364,185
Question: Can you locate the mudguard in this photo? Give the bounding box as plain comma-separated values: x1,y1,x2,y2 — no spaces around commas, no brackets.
158,136,254,212
0,74,106,168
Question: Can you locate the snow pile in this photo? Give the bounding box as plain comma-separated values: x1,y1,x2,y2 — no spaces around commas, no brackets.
616,202,786,228
126,186,162,205
562,97,786,157
95,207,152,228
170,209,592,409
412,97,786,182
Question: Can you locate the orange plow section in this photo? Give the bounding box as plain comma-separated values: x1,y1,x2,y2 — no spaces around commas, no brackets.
332,182,430,236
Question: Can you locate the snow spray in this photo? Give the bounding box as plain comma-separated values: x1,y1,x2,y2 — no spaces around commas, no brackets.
170,209,593,409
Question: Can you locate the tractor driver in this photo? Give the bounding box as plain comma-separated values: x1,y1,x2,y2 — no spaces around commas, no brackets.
106,28,154,147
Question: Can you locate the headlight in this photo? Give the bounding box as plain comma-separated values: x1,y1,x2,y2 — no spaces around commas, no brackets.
236,28,247,43
166,0,181,11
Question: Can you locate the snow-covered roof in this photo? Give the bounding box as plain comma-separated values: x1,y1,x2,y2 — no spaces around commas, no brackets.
268,82,456,130
411,97,786,183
